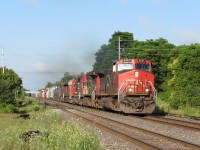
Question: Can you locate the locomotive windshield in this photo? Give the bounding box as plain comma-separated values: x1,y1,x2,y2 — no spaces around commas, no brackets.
118,63,134,72
136,64,151,72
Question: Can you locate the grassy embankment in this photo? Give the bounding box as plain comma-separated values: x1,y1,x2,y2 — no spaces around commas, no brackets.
155,94,200,117
0,98,100,150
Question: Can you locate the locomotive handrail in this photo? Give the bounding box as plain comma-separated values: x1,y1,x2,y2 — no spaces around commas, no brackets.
148,81,157,101
118,79,136,102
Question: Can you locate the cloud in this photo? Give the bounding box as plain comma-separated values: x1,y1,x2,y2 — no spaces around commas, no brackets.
22,62,61,74
138,17,160,33
32,62,52,73
172,29,200,44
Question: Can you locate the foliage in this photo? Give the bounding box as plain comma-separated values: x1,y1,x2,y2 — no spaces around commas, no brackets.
156,93,200,117
93,31,134,71
92,31,200,111
126,38,175,91
45,72,84,88
0,110,100,150
0,103,19,113
163,44,200,108
45,82,54,88
44,31,200,114
0,67,23,104
17,97,45,113
127,40,200,109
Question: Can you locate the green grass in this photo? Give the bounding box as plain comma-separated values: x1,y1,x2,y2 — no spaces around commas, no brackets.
155,96,200,117
18,97,44,113
0,98,100,150
0,111,100,150
0,103,19,113
0,97,43,114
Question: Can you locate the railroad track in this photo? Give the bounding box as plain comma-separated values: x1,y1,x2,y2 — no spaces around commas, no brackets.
42,99,200,150
139,115,200,132
40,98,200,132
44,99,200,132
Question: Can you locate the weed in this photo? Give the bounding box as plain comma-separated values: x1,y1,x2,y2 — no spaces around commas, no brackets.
0,110,100,150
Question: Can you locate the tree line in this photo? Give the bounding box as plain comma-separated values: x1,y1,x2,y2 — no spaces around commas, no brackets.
93,31,200,109
1,31,199,112
0,67,23,112
47,31,200,109
0,31,195,109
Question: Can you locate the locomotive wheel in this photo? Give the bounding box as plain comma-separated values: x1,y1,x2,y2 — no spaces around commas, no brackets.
72,97,79,104
78,99,83,105
94,101,101,108
83,97,91,106
119,100,155,114
68,99,73,104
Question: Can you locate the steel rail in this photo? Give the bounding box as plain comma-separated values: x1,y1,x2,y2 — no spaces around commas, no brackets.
44,100,160,150
40,99,200,150
62,105,200,150
141,116,200,132
61,107,161,150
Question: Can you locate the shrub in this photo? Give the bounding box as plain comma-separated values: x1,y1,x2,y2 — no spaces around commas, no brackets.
34,106,40,111
0,103,19,113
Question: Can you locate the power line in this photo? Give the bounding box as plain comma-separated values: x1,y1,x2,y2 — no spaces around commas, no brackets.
123,48,173,50
16,71,84,74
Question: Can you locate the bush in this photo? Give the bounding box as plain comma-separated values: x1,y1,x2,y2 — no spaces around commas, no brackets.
0,103,19,113
34,106,40,111
154,105,166,115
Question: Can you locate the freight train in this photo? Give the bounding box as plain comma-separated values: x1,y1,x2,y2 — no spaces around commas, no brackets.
36,58,157,114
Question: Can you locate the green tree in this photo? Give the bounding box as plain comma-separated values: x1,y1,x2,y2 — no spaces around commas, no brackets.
60,72,76,83
93,31,134,71
45,72,84,88
126,38,175,91
0,67,23,104
45,82,54,88
164,44,200,108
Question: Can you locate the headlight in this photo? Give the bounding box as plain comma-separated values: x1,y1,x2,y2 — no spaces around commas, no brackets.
145,88,149,93
129,88,132,92
135,71,139,77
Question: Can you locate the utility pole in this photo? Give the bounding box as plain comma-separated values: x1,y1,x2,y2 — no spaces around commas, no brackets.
1,44,4,74
118,36,121,60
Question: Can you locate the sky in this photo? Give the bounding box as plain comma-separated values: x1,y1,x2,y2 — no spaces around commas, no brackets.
0,0,200,91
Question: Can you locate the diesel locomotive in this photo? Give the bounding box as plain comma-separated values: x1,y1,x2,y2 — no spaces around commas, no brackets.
38,58,157,114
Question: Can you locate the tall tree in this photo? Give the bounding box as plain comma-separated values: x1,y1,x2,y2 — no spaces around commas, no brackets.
126,38,175,91
93,31,134,71
164,44,200,108
0,67,23,104
60,72,81,83
45,82,54,88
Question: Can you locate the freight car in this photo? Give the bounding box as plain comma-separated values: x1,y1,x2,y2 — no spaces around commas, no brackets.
43,58,157,114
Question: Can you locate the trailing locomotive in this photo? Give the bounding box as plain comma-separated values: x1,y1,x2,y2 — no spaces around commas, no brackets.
38,58,157,114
